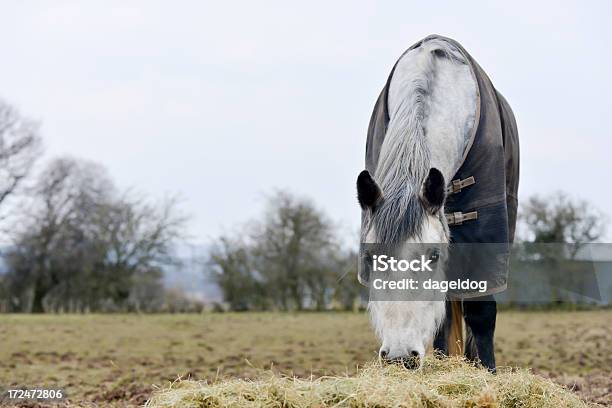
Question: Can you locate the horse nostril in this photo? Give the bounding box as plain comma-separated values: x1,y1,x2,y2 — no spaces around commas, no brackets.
403,358,418,369
379,349,389,360
404,351,420,369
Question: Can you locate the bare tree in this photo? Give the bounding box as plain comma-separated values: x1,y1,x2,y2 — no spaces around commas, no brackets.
3,157,187,312
207,191,359,311
99,194,187,305
209,237,261,311
251,191,337,310
519,192,606,257
515,192,608,305
0,99,42,212
5,158,102,312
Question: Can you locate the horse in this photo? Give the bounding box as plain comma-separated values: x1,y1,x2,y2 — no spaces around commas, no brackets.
356,35,519,371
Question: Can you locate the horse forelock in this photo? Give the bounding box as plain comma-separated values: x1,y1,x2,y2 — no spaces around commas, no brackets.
363,58,433,244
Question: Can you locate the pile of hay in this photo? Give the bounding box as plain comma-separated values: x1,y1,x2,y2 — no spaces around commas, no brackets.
146,358,587,408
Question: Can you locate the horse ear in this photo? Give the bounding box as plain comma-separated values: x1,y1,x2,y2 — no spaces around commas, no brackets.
420,168,445,213
357,170,382,210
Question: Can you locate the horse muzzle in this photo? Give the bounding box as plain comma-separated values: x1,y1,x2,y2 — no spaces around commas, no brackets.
380,349,421,370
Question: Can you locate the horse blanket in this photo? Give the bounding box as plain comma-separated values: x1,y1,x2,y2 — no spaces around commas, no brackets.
364,35,520,296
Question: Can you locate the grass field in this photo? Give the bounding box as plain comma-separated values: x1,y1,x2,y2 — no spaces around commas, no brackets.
0,310,610,406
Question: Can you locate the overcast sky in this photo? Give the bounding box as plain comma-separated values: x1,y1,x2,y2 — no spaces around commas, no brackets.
1,1,611,243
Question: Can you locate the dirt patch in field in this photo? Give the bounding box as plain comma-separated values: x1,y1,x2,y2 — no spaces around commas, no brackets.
538,370,612,406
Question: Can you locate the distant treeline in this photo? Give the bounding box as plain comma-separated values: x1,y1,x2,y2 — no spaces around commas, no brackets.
0,98,362,313
206,191,363,312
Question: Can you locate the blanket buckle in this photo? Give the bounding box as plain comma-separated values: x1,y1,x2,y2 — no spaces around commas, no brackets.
447,176,476,194
446,210,478,226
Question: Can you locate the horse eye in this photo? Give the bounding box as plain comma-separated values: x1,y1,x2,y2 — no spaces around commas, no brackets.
428,248,440,262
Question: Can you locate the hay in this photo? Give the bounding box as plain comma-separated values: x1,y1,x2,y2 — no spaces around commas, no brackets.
145,357,588,408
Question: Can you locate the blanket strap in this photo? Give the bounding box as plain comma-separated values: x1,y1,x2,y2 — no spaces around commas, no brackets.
447,176,475,194
446,211,478,226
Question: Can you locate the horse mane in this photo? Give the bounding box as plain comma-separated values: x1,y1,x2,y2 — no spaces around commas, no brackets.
365,39,467,244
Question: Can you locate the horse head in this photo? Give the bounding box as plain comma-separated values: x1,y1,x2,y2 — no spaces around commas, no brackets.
357,168,449,369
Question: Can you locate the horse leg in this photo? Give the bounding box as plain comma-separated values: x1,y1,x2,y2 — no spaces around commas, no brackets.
433,300,453,356
463,296,497,372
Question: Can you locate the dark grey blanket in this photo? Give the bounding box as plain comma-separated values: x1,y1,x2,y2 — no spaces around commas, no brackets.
364,35,520,295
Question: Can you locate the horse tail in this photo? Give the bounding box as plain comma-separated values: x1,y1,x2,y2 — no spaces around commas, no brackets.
448,300,464,356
